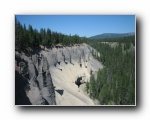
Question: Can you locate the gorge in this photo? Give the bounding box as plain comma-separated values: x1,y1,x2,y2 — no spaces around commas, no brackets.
15,43,103,105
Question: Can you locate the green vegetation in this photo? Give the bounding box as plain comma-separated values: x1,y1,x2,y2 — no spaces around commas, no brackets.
89,33,135,39
15,18,135,105
15,18,86,50
86,36,135,105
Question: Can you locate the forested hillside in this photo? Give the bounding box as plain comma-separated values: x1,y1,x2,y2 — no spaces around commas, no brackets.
89,32,135,39
86,36,135,105
15,18,86,50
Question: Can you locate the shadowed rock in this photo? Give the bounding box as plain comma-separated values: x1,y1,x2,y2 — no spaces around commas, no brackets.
15,71,31,105
75,77,83,88
15,51,56,105
56,89,64,96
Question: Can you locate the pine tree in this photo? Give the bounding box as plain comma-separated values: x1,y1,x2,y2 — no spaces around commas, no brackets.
46,28,51,45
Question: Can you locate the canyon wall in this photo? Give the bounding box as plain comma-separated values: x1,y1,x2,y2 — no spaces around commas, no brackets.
15,43,103,105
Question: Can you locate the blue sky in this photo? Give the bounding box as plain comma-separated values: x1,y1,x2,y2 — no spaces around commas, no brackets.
16,15,135,37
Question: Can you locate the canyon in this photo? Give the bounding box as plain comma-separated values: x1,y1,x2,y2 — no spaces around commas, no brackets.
15,43,103,105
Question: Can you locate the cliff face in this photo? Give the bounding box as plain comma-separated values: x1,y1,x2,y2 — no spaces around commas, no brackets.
15,50,56,105
15,43,103,105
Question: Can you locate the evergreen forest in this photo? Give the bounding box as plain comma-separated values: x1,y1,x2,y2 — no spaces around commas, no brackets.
15,18,86,50
86,36,135,105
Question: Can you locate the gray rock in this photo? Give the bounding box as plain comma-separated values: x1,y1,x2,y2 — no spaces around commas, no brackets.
63,47,70,63
37,73,44,90
47,52,57,67
30,76,38,87
42,56,49,72
16,50,56,105
45,71,56,104
32,54,38,70
56,49,64,63
28,62,36,79
15,43,102,105
19,62,28,75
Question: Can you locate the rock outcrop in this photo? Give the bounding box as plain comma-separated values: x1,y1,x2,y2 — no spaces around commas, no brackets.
15,43,103,105
15,50,56,105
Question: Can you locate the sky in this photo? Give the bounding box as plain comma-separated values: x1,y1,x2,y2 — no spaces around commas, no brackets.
16,15,135,37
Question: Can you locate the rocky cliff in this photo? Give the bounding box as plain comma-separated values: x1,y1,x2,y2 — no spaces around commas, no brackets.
15,43,103,105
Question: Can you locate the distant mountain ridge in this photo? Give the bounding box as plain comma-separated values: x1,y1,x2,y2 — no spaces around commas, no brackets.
89,32,135,39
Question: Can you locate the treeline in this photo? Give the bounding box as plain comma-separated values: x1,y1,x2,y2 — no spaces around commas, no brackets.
89,36,135,46
86,36,135,105
15,18,86,50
